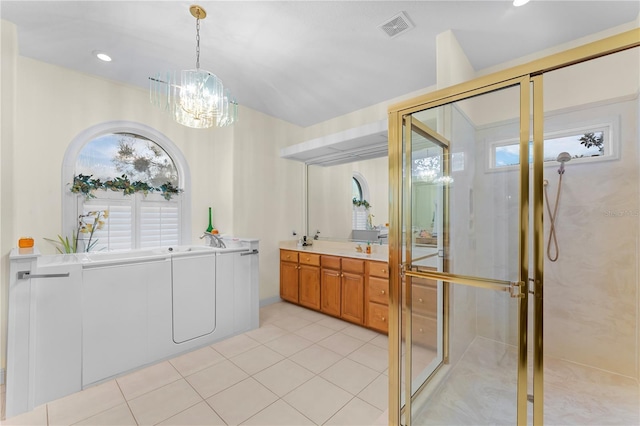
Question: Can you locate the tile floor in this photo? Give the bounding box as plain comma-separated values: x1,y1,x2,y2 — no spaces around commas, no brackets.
3,302,638,425
1,302,389,425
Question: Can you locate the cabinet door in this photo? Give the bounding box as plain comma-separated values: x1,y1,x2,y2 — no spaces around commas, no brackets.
280,261,299,303
321,268,341,317
341,272,364,324
299,264,320,310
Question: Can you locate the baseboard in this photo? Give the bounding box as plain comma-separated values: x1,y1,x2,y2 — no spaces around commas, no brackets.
259,296,282,307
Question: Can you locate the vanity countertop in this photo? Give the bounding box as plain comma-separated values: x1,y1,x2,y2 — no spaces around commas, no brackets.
279,240,388,262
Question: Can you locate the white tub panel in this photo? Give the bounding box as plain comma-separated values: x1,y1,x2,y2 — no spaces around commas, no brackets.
82,258,172,385
171,253,216,343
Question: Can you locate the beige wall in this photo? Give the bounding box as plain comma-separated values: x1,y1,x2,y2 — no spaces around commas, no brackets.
0,21,304,371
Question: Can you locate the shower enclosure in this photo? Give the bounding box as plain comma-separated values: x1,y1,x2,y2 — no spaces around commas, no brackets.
387,30,639,425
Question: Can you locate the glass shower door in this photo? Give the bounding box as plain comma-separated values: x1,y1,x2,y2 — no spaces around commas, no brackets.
392,80,531,425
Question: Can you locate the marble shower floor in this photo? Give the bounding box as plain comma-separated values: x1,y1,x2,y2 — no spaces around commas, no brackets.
412,336,640,425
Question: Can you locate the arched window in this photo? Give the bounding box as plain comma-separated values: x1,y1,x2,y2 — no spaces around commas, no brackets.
62,121,191,251
352,172,370,230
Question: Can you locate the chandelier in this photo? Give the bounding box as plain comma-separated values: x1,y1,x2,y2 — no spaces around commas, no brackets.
149,5,237,129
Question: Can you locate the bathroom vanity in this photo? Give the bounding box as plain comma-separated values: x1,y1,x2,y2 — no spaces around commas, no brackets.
279,240,439,342
6,240,259,418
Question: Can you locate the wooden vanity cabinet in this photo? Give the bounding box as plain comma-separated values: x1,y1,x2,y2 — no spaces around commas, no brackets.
410,275,438,348
298,253,321,310
280,250,299,303
366,261,389,333
320,256,341,317
341,258,365,325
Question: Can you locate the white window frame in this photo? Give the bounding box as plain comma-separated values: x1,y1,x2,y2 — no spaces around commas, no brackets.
62,121,191,250
487,116,619,172
352,172,370,230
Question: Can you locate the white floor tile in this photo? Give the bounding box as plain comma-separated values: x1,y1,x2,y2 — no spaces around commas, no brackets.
324,397,383,426
116,361,182,400
169,346,226,377
127,379,202,425
75,402,137,426
316,316,351,331
157,401,226,425
271,315,312,332
210,333,261,358
244,324,289,344
264,333,314,357
253,359,315,397
289,344,343,374
348,343,389,372
2,404,47,426
230,345,284,375
341,324,381,342
283,376,352,425
241,400,314,425
358,374,389,411
206,378,278,425
292,308,330,323
185,359,248,399
317,331,367,357
293,323,337,341
320,358,379,395
47,380,125,426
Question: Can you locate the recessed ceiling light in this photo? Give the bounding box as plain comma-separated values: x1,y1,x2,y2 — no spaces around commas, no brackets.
513,0,530,6
93,50,112,62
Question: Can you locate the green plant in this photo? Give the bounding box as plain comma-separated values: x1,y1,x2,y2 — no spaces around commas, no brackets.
70,174,183,200
579,132,604,154
45,210,109,253
352,197,371,209
43,234,78,254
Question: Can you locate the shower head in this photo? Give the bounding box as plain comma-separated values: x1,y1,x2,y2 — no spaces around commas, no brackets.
557,152,571,174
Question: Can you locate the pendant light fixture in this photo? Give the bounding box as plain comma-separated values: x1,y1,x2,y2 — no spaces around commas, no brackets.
149,5,237,129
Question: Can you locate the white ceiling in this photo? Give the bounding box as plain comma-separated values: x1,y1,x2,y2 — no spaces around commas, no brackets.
1,1,637,127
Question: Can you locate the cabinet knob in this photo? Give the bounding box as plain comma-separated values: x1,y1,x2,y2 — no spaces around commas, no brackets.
418,298,423,303
341,273,344,277
381,317,386,322
381,290,385,295
306,257,310,261
381,269,386,273
419,328,424,333
286,255,290,259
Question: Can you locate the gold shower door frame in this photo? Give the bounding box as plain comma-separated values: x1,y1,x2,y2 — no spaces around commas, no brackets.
387,29,640,426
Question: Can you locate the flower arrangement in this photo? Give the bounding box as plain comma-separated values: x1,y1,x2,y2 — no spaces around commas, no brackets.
352,197,371,209
45,210,109,253
70,174,182,200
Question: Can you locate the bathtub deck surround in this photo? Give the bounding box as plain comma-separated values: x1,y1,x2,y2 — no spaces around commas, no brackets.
6,239,259,418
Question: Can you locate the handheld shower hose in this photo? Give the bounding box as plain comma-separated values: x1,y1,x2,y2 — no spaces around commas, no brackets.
543,152,571,262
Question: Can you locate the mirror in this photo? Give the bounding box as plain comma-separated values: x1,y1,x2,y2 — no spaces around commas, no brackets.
307,156,389,242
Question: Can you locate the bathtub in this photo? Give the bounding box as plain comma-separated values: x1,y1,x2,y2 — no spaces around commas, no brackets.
6,240,259,418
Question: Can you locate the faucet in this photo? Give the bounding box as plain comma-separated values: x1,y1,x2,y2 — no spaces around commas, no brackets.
200,232,226,248
314,230,321,240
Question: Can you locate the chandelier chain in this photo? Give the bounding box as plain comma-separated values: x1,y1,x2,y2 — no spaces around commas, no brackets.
195,14,201,70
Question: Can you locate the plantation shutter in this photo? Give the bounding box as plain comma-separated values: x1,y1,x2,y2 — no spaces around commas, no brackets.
139,201,180,248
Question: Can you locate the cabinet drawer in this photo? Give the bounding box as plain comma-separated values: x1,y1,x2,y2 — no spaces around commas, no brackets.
368,277,389,305
342,258,365,274
368,302,388,333
368,261,389,278
299,253,320,266
280,250,298,263
321,255,341,270
412,284,437,317
412,313,437,348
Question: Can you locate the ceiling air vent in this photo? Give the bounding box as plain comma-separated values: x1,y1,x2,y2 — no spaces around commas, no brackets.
379,11,414,39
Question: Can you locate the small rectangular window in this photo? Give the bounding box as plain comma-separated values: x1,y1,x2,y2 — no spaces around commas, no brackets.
490,122,614,170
